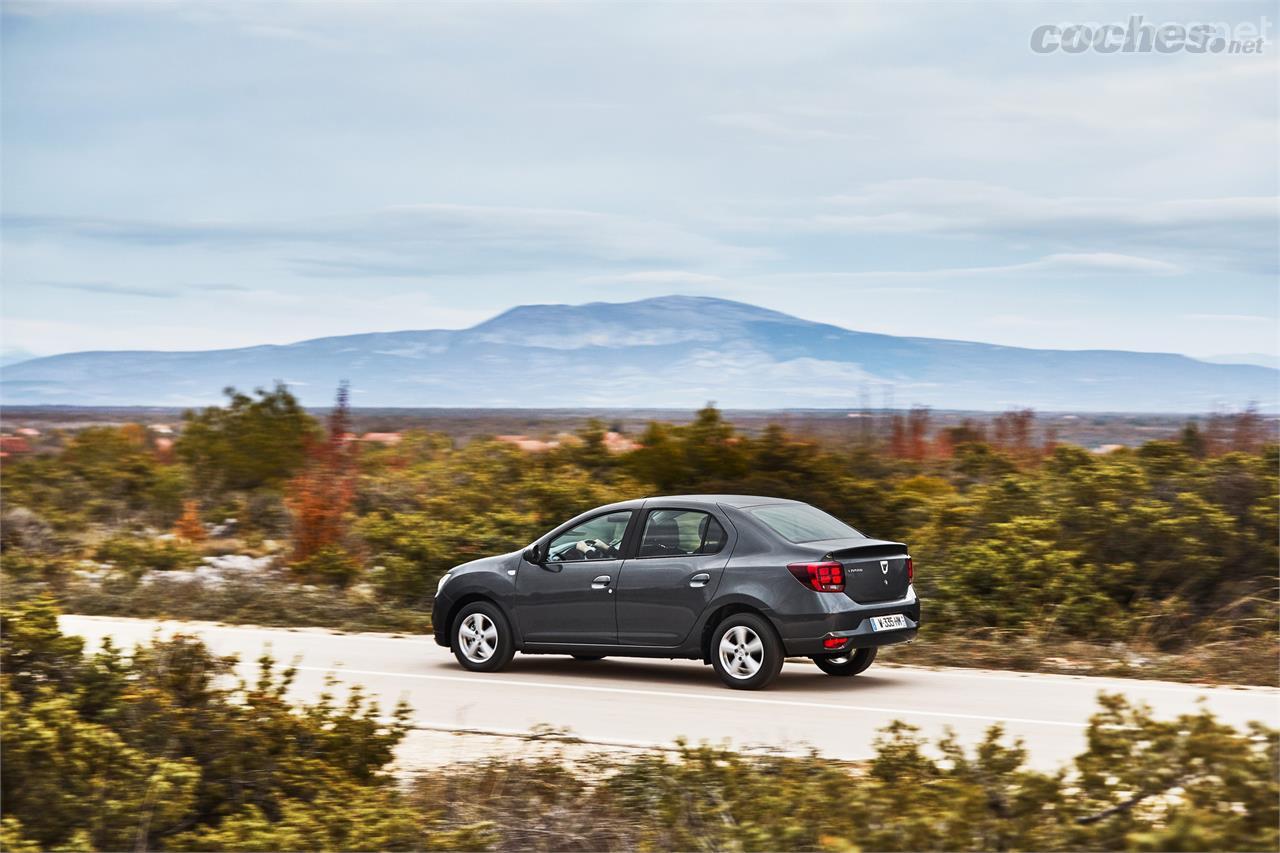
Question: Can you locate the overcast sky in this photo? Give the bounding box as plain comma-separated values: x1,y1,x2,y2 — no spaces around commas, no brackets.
2,1,1277,360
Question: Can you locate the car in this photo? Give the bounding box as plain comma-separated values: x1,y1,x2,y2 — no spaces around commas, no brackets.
433,495,919,690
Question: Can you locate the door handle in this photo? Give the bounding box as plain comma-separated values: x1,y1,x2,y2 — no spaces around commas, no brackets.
689,572,711,588
591,575,612,589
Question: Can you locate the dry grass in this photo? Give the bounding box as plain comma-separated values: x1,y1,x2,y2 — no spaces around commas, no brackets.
9,568,1272,687
42,572,430,634
879,630,1279,687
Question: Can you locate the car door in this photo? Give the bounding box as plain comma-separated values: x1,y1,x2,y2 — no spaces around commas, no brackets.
615,507,734,646
515,509,634,645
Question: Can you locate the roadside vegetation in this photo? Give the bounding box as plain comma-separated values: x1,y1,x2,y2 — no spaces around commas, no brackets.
3,599,1276,852
1,384,1276,684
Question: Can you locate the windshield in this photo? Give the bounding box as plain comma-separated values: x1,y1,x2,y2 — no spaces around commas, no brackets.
747,503,864,543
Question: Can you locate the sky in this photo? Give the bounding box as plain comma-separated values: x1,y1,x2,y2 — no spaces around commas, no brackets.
2,0,1277,362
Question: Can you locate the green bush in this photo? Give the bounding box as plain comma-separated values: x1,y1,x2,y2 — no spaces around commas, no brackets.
94,535,199,573
410,700,1278,853
3,599,1275,852
1,599,413,852
291,545,362,587
176,383,318,494
2,401,1276,684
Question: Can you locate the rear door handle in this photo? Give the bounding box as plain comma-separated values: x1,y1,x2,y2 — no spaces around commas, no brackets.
689,572,711,588
591,575,612,589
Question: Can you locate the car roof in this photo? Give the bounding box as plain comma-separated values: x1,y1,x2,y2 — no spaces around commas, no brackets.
644,494,800,508
575,495,801,520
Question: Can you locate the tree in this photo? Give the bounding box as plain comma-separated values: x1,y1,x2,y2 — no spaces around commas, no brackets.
906,406,931,460
177,384,316,494
1179,421,1208,458
993,408,1038,458
173,499,206,542
287,384,358,568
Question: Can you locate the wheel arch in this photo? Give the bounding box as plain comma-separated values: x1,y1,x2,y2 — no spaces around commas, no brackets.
695,598,782,664
439,592,521,649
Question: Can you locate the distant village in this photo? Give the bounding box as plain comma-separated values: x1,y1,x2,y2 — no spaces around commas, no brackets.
0,421,641,460
2,406,1274,462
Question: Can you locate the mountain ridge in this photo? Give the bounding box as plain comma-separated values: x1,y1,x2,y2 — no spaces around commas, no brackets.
3,295,1276,412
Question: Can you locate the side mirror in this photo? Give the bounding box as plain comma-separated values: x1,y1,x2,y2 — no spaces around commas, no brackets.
522,544,544,565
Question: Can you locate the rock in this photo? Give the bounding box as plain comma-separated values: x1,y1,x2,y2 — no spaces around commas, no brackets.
200,554,273,573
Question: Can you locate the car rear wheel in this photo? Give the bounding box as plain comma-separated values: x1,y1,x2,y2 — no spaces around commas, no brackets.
812,646,876,676
451,601,515,673
710,613,784,690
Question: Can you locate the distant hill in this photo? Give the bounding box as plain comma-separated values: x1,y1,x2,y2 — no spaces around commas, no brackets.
1201,353,1280,370
0,347,40,368
3,295,1276,411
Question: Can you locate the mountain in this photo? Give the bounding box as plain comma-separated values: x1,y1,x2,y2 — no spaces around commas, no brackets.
0,347,41,368
1200,353,1280,370
3,295,1277,411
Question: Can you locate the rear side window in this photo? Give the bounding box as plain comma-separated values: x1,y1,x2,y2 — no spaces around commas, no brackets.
747,504,864,543
638,509,727,558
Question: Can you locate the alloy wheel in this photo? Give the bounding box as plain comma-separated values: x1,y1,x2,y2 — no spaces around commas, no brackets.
458,612,498,663
718,624,764,679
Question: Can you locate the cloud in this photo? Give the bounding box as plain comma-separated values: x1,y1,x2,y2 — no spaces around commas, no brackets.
748,180,1277,273
1182,313,1274,323
4,205,766,277
241,24,346,51
1034,253,1182,275
2,1,1274,360
758,252,1183,284
194,283,253,293
708,112,863,143
581,270,729,286
33,280,258,299
41,281,176,298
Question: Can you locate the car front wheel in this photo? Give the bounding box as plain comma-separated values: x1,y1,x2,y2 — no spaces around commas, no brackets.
452,601,515,673
812,646,876,676
710,613,784,690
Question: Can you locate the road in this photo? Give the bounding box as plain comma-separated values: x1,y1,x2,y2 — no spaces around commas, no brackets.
59,615,1279,770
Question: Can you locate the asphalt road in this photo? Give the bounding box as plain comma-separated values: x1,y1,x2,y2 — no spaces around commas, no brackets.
59,615,1279,770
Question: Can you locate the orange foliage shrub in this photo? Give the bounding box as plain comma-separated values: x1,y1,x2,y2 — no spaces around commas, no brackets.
287,384,358,562
173,499,206,542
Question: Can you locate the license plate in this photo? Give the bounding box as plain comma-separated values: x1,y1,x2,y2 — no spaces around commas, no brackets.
870,614,908,631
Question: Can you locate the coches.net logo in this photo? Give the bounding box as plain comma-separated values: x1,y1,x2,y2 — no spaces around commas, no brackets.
1031,15,1271,55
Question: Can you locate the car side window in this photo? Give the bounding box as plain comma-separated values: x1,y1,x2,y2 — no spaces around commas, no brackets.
638,509,726,558
547,511,633,562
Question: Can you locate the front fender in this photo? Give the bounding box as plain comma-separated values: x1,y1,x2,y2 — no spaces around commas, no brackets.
433,564,521,647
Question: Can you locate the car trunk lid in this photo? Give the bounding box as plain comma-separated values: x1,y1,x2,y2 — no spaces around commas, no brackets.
808,539,910,603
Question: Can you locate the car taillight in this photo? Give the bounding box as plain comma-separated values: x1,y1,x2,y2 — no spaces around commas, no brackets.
823,636,849,649
906,557,914,583
788,561,845,592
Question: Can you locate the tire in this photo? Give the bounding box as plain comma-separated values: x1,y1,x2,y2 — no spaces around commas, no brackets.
812,646,877,676
451,601,515,673
572,654,606,661
710,613,784,690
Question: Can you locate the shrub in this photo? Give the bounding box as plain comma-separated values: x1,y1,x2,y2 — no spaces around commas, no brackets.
1,599,413,852
291,545,362,588
93,536,199,573
2,600,1276,852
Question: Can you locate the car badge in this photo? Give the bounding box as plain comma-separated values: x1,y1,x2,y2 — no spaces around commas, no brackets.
880,560,889,575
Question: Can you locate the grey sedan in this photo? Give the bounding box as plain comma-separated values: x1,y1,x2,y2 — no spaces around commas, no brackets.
433,495,919,689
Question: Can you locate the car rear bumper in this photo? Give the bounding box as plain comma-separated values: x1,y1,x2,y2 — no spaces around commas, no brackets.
777,588,921,657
